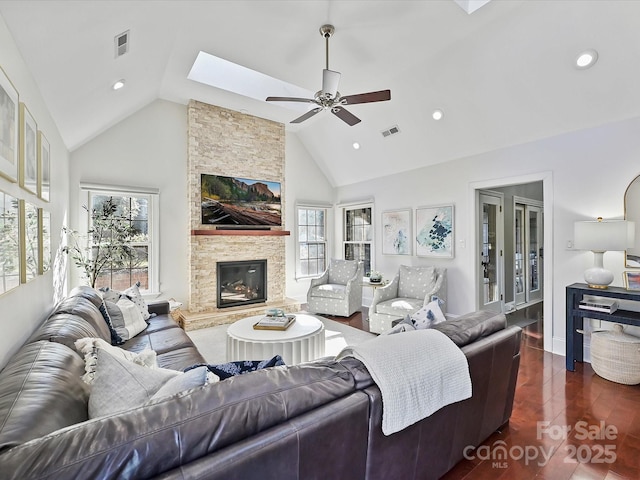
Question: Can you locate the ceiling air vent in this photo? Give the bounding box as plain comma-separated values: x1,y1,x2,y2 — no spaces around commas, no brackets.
381,125,400,138
115,30,130,58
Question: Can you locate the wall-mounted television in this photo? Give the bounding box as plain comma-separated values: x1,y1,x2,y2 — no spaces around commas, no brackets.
201,174,281,226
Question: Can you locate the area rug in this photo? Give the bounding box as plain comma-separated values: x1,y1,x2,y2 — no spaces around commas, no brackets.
186,313,376,365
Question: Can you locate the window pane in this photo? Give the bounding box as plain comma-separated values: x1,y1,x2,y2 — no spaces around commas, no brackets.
308,243,317,259
86,191,153,291
299,225,308,242
298,209,307,226
300,244,308,260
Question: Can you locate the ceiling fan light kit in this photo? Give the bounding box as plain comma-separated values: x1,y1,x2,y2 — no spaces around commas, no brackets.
266,24,391,126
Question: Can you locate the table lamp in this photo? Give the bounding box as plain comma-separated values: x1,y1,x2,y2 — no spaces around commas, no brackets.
574,217,635,289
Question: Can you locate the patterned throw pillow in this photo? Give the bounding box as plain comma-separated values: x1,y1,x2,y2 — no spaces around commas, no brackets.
98,300,124,345
410,299,447,330
100,281,150,321
105,298,148,340
123,282,150,321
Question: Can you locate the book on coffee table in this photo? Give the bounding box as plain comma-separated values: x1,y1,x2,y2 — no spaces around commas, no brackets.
253,314,296,331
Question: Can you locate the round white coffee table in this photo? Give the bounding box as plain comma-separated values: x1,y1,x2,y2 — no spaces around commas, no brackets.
226,313,325,365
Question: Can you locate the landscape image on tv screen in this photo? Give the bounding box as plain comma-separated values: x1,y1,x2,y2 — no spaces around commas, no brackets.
201,174,282,226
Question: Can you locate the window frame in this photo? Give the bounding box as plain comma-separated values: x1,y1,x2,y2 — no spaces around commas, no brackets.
339,201,374,276
79,184,159,295
295,203,329,279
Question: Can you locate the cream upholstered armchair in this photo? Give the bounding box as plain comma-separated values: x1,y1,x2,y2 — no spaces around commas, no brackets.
307,259,364,317
368,265,447,334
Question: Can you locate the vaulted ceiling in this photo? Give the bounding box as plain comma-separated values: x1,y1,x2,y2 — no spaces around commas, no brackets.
1,1,639,187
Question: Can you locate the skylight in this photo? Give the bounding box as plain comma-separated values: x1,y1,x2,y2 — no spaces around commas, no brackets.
188,51,313,109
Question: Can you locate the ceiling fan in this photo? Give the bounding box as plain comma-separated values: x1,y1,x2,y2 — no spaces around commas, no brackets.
266,24,391,126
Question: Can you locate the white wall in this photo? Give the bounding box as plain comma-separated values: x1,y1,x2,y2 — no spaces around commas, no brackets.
0,15,70,369
284,132,335,302
69,100,189,303
335,115,640,355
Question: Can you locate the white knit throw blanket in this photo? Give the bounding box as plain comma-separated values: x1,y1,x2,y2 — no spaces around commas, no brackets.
337,329,472,436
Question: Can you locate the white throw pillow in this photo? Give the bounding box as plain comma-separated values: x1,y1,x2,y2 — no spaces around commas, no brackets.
75,337,157,385
410,300,447,329
100,281,150,321
88,349,214,418
106,298,148,340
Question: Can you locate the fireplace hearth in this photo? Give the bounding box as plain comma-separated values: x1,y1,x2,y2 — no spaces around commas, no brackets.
217,260,267,308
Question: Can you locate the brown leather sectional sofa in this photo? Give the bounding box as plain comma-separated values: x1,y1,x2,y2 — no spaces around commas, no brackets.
0,286,521,479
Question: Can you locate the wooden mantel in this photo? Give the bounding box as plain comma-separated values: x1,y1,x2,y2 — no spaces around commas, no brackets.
191,229,290,236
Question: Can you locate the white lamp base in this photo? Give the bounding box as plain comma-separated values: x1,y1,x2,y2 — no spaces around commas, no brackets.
584,251,614,289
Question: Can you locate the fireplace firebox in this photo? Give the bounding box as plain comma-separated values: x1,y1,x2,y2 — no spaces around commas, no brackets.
217,260,267,308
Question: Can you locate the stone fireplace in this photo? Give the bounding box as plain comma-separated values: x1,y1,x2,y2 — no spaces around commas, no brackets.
180,101,300,330
217,259,267,308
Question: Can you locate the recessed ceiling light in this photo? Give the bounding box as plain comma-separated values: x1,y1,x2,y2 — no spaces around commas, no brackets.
353,142,360,150
432,109,444,121
112,79,125,90
575,50,598,69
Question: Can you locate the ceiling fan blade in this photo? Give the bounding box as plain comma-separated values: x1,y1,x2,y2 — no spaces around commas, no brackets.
291,107,322,124
341,89,391,105
266,96,315,103
322,69,341,98
331,106,361,126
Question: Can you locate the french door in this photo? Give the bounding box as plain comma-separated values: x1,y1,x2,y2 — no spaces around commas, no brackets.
478,191,504,312
514,198,543,306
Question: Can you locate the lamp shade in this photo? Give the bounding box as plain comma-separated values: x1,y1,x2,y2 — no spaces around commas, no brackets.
574,219,635,252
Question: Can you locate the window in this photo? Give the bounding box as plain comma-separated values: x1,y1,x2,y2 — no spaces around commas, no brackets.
343,205,373,275
81,185,159,293
297,206,327,277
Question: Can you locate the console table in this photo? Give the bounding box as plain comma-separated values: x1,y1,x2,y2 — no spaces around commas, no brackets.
566,283,640,371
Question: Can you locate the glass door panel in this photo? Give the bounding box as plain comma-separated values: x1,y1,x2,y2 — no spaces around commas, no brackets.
479,193,503,312
514,205,525,305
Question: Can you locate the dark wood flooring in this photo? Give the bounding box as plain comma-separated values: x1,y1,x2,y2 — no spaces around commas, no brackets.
322,306,640,479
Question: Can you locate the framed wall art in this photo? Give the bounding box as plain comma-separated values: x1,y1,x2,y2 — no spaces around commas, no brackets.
382,209,411,255
415,204,454,258
38,131,50,201
624,271,640,291
19,103,38,195
0,189,20,295
0,66,19,182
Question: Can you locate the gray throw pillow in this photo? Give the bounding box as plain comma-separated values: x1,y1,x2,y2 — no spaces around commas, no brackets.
105,298,148,340
89,349,181,418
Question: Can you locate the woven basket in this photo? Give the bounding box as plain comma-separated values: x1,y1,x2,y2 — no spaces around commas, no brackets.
590,324,640,385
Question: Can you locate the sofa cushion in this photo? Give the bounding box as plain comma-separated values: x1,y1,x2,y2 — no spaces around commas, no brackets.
328,259,358,285
51,295,112,342
432,310,506,347
310,284,347,299
0,341,89,451
69,285,104,308
88,349,209,418
398,265,435,299
28,312,104,350
121,326,196,355
105,298,148,340
375,297,423,317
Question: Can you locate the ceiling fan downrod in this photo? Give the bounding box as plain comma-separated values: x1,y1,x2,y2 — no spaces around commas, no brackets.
320,24,334,70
